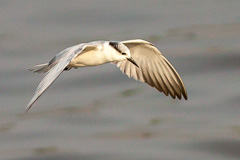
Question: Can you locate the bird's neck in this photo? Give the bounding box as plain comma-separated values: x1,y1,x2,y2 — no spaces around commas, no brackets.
101,43,124,62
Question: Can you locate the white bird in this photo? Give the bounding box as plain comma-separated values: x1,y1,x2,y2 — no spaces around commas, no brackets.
26,39,187,112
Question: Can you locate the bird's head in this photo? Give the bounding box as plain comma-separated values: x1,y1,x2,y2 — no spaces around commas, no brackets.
109,41,139,67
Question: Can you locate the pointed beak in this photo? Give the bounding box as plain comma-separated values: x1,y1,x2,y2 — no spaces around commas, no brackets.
127,57,139,68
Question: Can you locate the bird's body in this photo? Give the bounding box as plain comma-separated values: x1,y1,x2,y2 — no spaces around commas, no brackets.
69,46,103,67
27,39,187,112
68,41,126,67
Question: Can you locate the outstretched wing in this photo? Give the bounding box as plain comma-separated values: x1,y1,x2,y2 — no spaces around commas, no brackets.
26,43,96,112
112,39,187,100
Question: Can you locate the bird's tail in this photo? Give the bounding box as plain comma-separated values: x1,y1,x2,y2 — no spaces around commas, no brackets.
28,63,49,73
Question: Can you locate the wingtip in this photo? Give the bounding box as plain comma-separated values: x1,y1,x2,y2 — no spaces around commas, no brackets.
174,93,187,100
181,85,188,100
25,99,36,112
183,93,188,100
25,104,32,113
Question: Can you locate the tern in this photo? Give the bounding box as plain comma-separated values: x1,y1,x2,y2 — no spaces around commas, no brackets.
26,39,187,112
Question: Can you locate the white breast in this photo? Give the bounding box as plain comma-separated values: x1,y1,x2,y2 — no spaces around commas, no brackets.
68,43,122,67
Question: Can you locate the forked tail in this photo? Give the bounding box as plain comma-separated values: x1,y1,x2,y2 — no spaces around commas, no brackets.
28,63,49,73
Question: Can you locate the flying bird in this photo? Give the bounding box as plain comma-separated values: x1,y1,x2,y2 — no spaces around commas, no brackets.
26,39,187,112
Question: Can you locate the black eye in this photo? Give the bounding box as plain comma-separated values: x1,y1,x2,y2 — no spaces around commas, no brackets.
122,52,127,55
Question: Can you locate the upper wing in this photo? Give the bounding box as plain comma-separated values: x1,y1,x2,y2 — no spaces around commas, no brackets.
113,39,187,100
26,43,96,112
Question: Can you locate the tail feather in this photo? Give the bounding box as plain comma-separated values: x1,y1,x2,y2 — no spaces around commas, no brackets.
28,63,49,73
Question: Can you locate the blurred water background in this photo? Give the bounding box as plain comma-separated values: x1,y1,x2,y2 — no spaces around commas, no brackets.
0,0,240,160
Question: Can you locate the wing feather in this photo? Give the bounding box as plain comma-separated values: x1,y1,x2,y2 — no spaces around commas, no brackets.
154,60,170,96
113,39,187,100
26,44,95,111
158,57,182,99
157,58,176,98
